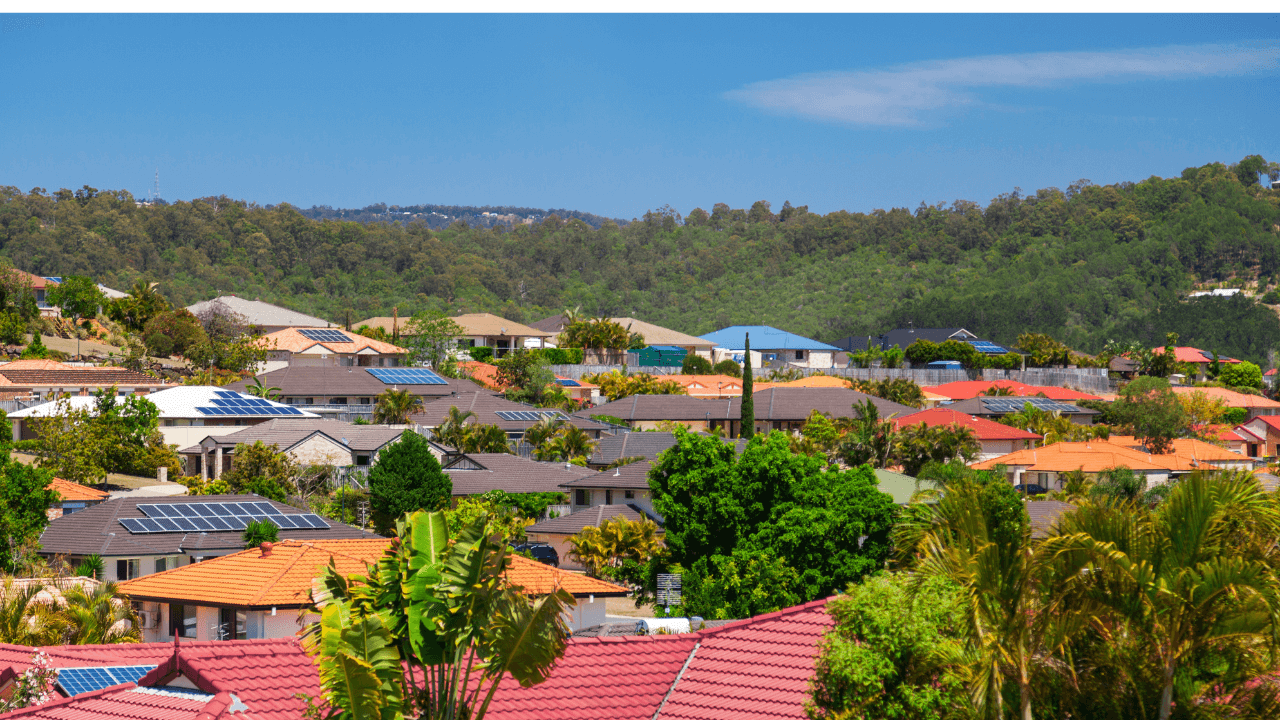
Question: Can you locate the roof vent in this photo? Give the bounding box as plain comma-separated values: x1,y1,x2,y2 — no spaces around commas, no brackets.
260,542,273,557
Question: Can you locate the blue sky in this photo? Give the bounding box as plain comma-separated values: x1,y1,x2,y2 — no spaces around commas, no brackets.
2,14,1277,219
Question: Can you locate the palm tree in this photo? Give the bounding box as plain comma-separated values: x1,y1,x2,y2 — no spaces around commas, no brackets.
429,406,477,449
523,415,565,449
462,424,513,454
534,425,597,463
305,511,573,720
1053,472,1280,720
57,581,140,645
373,388,424,424
244,377,281,400
839,400,897,468
0,581,60,645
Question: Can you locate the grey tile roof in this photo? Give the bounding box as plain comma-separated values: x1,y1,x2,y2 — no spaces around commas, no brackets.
225,366,476,399
944,397,1100,416
562,461,653,490
587,432,747,468
526,503,661,536
37,494,376,557
186,296,334,328
444,454,588,495
1027,500,1076,539
414,392,612,432
583,388,913,423
176,419,411,454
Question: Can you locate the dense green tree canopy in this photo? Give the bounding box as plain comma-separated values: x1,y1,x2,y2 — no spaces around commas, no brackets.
367,431,452,535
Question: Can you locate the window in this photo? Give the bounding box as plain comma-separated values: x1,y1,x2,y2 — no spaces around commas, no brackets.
155,558,168,573
330,397,347,406
339,357,354,367
116,559,140,581
1037,473,1049,485
795,350,804,360
169,604,197,638
359,397,371,405
624,490,635,500
605,489,613,505
218,608,247,640
574,489,587,506
62,502,86,515
355,455,371,466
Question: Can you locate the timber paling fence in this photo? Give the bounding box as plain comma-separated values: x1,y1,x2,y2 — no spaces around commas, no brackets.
547,364,1112,394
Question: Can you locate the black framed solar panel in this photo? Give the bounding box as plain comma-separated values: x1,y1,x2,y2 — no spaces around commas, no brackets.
122,501,330,534
119,518,150,533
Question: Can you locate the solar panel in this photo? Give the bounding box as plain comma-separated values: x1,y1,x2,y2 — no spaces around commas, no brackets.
121,502,330,534
299,328,351,343
119,518,150,533
214,390,239,399
555,378,581,387
57,666,156,696
366,367,448,386
966,340,1008,353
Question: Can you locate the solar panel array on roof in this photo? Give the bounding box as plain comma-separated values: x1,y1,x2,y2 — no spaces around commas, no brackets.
966,340,1008,353
299,329,351,343
979,397,1083,413
555,378,581,387
194,391,305,416
57,666,155,696
119,502,331,534
366,368,448,385
494,410,569,422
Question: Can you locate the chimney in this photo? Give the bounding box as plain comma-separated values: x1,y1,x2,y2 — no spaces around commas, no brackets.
260,542,273,557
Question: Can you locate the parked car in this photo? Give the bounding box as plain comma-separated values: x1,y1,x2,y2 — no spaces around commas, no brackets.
1014,483,1049,496
510,542,560,567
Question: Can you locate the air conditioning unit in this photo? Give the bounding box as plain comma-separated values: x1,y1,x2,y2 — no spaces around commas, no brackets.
137,611,158,629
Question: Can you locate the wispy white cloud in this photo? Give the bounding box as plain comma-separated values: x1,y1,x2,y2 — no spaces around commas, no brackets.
725,43,1280,127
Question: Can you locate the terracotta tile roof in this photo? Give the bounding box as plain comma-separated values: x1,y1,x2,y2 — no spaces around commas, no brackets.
117,539,388,608
526,503,662,536
0,360,74,370
444,454,591,495
484,597,835,720
48,477,109,503
0,683,222,720
450,313,554,338
459,361,503,390
1151,346,1241,364
892,408,1041,441
1170,386,1280,409
652,375,744,397
753,375,853,391
1106,435,1248,463
257,328,407,355
971,440,1213,473
37,495,374,558
504,554,628,597
922,380,1100,401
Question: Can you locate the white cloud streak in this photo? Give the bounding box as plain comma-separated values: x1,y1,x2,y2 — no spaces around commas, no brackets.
725,43,1280,127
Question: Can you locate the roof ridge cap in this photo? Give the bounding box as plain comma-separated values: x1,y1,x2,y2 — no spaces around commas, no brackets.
246,542,314,605
694,596,833,638
7,681,138,717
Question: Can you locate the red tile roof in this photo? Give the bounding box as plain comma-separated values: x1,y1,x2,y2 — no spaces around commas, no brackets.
48,478,109,503
1150,346,1241,364
484,597,835,720
922,380,1100,401
0,683,223,720
892,408,1040,441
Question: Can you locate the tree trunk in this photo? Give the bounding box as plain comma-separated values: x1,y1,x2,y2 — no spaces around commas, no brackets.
1019,662,1033,720
1159,661,1176,720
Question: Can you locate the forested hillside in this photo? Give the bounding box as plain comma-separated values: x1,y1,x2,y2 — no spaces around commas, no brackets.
297,202,621,230
2,157,1279,362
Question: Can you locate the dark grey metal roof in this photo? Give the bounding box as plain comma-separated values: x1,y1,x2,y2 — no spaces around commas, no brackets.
37,494,377,558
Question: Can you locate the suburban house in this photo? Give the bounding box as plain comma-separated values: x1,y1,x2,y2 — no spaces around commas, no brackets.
36,495,372,582
176,420,443,481
186,296,334,334
1239,415,1280,458
1222,423,1269,458
583,387,915,436
411,391,615,440
563,460,659,515
1170,386,1280,420
1150,345,1241,382
6,270,61,317
940,396,1100,426
699,325,841,369
652,373,744,398
459,361,600,405
892,407,1041,461
529,315,717,357
224,365,473,418
8,386,320,448
526,499,663,572
923,380,1101,403
971,437,1249,489
449,313,554,356
256,327,408,372
835,327,1007,355
0,359,174,404
443,453,588,497
46,477,109,520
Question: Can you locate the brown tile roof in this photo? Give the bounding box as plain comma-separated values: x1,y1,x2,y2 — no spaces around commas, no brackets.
562,461,654,490
0,368,172,388
48,477,110,503
733,387,915,421
584,395,737,421
176,419,410,454
450,313,554,338
225,366,473,398
1027,500,1076,539
37,495,376,557
526,504,661,536
258,327,408,355
444,454,586,495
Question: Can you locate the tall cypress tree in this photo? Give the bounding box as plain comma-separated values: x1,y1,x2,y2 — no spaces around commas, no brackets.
740,333,754,439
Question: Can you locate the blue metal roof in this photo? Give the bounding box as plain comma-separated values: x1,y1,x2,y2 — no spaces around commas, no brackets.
697,326,841,352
